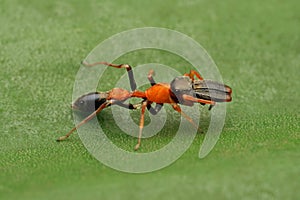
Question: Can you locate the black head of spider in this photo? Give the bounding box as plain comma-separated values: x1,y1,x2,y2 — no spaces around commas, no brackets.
170,76,194,102
72,92,108,113
170,76,193,93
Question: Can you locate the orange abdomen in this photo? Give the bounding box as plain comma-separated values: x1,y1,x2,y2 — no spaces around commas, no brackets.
145,83,175,103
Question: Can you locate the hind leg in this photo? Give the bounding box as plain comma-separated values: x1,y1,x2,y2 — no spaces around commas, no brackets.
82,61,137,91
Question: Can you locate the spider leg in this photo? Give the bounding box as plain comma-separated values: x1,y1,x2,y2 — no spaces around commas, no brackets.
147,103,163,115
184,69,204,81
115,101,141,110
134,100,148,150
57,101,113,141
171,103,198,128
147,69,156,86
82,61,137,91
182,94,216,105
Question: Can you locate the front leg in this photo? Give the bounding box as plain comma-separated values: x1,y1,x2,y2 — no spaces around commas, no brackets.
184,70,204,81
182,94,215,105
171,103,198,128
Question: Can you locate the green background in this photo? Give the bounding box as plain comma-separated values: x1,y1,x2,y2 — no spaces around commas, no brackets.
0,0,299,199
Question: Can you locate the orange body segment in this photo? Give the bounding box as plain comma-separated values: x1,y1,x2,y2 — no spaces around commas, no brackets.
145,83,175,104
